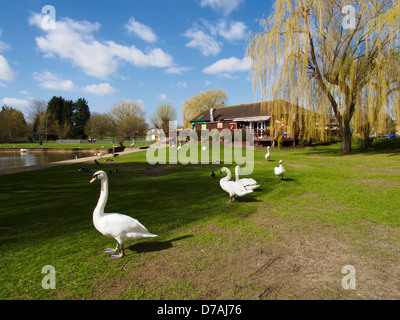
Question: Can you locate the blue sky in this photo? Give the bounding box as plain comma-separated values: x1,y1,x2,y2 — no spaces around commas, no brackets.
0,0,273,125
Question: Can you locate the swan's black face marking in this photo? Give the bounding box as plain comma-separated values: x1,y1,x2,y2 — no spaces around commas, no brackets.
90,172,102,183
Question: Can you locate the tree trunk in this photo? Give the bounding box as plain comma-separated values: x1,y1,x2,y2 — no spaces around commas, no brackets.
341,120,352,152
360,123,371,149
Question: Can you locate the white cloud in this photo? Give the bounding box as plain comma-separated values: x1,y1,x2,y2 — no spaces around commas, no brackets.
184,29,221,56
203,56,251,77
0,97,30,108
83,83,117,96
0,31,15,82
106,41,173,68
165,66,190,75
29,14,174,79
183,19,247,56
33,70,78,91
0,55,16,82
158,93,167,100
125,18,157,43
33,70,117,96
177,81,187,88
200,0,244,15
217,20,247,41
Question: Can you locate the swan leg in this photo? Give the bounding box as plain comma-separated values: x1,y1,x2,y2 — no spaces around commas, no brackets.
110,243,125,260
104,242,119,254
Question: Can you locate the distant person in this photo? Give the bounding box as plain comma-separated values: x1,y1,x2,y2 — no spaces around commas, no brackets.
130,138,135,147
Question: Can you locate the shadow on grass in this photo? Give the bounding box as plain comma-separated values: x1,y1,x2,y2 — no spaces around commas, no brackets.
302,138,400,157
129,235,193,253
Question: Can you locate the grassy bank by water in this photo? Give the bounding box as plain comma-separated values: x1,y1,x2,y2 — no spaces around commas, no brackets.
1,139,400,299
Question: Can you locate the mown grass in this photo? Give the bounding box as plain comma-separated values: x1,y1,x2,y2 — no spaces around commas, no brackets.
0,138,399,299
0,141,152,150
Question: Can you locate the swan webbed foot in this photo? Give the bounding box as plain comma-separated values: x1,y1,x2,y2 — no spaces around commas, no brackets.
110,244,125,259
104,248,118,254
110,253,124,259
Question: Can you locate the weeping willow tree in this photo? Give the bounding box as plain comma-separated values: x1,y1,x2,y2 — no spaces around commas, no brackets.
247,0,400,151
353,51,400,147
182,89,227,129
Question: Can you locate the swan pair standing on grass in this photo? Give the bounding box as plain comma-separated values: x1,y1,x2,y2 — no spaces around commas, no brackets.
219,166,259,203
90,170,157,259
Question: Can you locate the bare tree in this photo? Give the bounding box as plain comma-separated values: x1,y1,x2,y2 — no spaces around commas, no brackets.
85,113,116,140
150,103,177,133
108,99,148,146
29,99,49,141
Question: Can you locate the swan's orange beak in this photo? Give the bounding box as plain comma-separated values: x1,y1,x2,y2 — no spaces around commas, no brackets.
90,176,97,183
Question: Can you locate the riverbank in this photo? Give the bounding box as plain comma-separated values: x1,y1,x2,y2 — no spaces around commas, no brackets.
0,147,144,176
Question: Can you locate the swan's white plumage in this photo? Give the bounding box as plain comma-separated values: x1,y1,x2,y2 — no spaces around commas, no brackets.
235,165,260,190
265,146,270,161
274,160,286,180
219,167,253,202
90,170,156,258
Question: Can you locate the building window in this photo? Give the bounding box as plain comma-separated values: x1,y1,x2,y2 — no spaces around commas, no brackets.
217,122,223,129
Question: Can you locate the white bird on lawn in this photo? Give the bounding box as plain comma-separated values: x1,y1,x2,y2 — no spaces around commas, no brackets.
177,142,182,151
235,165,260,190
90,170,157,259
265,146,271,161
274,160,286,181
219,167,253,203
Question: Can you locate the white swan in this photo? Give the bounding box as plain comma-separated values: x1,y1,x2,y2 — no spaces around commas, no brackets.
219,167,253,203
265,146,270,161
235,165,260,190
90,170,157,259
274,160,286,181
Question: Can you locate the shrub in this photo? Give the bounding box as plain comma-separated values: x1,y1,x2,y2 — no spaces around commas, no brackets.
277,136,284,148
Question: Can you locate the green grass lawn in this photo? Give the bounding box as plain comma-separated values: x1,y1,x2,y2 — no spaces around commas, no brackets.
0,138,399,299
0,141,152,150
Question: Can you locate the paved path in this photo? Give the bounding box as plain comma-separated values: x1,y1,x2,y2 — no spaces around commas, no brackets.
0,147,145,176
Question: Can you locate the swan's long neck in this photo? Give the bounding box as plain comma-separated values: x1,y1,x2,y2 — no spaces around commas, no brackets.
235,167,240,182
94,177,108,218
221,168,232,182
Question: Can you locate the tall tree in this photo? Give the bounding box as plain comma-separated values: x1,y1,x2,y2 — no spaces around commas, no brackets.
29,99,49,141
85,113,116,140
108,99,148,146
72,98,91,139
247,0,400,151
0,106,27,142
150,103,177,133
47,96,74,139
182,89,227,128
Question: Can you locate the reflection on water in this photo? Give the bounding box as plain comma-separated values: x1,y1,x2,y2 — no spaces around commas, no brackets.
0,151,86,171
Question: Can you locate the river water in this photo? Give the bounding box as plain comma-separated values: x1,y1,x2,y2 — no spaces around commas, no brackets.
0,150,88,171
